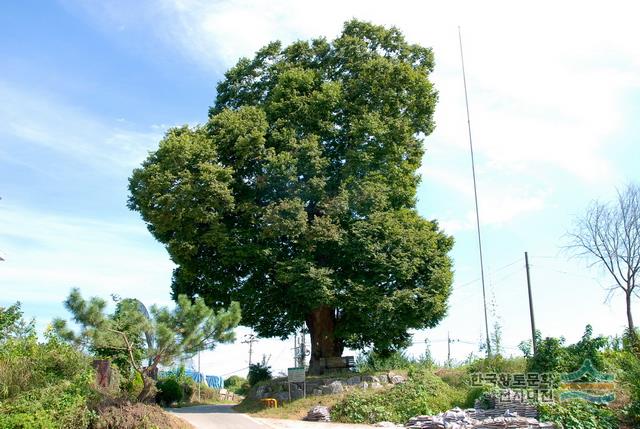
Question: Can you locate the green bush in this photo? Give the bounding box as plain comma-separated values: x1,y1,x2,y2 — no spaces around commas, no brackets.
465,355,527,375
356,350,415,373
0,335,95,428
606,349,640,426
122,371,144,400
248,363,272,386
528,326,608,375
331,368,465,424
156,378,183,405
537,399,618,429
225,375,249,395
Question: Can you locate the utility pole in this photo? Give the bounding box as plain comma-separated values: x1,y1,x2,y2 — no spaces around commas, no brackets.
299,328,307,368
197,351,201,402
447,332,451,366
459,26,491,356
524,252,537,354
293,332,298,367
242,334,257,366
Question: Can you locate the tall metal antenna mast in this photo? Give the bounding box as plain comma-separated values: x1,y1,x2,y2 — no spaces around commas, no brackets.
458,26,491,356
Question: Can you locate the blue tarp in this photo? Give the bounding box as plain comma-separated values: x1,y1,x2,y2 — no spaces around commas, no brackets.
161,368,224,388
206,375,224,389
184,369,205,383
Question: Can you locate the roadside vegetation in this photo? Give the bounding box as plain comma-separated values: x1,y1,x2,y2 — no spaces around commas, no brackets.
0,295,239,429
235,326,640,429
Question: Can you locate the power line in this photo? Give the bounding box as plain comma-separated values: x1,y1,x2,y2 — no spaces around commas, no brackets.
219,366,250,377
456,258,522,290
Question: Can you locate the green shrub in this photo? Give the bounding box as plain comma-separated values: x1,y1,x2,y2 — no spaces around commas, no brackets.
248,363,272,386
331,368,465,424
122,371,144,400
156,378,183,405
0,361,95,429
528,326,609,375
606,349,640,426
225,375,249,395
356,350,415,373
465,355,527,375
195,385,220,403
537,399,618,429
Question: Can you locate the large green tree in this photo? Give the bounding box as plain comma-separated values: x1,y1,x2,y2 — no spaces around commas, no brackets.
129,20,453,373
53,289,241,401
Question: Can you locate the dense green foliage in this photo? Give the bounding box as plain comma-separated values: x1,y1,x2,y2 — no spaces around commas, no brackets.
331,368,464,423
606,348,640,425
527,326,609,375
53,289,241,401
355,349,437,373
225,375,249,395
248,362,273,386
128,20,453,368
156,378,183,405
0,304,95,429
538,400,618,429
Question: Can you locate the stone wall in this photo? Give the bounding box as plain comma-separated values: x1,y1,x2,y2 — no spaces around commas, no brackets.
251,372,406,404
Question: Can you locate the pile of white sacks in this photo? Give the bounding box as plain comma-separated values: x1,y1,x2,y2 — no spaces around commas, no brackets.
403,408,555,429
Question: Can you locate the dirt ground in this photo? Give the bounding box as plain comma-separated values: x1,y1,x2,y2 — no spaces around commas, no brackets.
93,402,195,429
253,418,384,429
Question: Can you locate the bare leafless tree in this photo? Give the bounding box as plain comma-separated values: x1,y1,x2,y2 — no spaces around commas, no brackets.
567,183,640,337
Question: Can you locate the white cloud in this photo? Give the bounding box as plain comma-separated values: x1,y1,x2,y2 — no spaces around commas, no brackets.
0,81,164,174
64,0,640,227
0,203,175,306
424,165,548,231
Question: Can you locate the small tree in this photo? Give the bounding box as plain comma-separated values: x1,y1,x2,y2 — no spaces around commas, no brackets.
53,288,241,402
247,362,272,386
567,183,640,339
0,302,34,341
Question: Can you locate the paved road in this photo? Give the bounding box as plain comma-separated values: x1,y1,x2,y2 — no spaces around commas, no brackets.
169,404,266,429
169,405,379,429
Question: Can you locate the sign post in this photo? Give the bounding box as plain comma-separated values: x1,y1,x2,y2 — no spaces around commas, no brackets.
287,367,306,402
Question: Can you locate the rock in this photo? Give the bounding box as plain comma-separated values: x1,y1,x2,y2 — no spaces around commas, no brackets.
404,408,555,429
370,381,383,389
311,388,323,396
363,375,380,383
346,375,362,385
378,374,389,384
304,405,331,422
274,391,289,404
390,375,405,384
358,381,369,390
321,380,344,395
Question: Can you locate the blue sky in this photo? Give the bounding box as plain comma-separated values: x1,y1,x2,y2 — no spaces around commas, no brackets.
1,0,639,377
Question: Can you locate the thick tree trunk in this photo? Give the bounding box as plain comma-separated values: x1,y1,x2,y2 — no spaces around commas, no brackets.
306,305,343,375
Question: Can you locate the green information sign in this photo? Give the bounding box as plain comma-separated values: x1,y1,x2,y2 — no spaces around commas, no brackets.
288,367,305,383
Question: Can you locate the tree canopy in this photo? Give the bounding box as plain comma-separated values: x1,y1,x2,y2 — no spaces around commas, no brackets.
128,20,453,372
53,289,241,400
